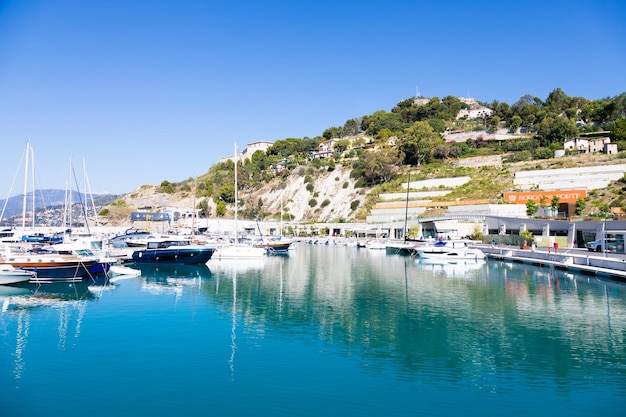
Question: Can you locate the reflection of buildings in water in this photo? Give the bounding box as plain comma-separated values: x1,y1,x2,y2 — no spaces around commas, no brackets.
489,261,626,345
280,245,361,305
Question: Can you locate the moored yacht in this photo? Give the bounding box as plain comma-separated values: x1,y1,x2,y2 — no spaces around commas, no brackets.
43,241,114,275
130,236,216,265
416,239,485,261
0,264,37,285
0,250,98,282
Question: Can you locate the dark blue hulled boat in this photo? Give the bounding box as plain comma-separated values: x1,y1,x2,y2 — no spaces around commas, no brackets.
1,253,97,282
130,237,216,265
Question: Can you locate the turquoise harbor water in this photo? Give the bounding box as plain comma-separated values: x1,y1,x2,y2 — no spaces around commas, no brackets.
1,244,625,417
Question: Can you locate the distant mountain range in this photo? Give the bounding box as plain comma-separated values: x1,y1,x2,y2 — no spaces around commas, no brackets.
0,189,117,220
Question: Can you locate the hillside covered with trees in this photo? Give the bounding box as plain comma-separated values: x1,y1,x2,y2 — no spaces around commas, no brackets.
103,88,626,225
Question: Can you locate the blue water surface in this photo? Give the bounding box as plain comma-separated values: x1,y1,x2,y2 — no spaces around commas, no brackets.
1,244,625,416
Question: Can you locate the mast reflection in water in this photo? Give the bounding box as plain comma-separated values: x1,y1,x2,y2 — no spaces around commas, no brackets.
1,244,625,417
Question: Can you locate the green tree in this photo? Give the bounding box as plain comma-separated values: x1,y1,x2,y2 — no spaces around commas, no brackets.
363,111,405,137
611,118,626,142
536,116,578,146
551,196,560,215
353,137,367,148
333,139,350,152
322,126,343,140
526,199,538,216
508,115,522,133
487,115,501,133
398,121,444,165
427,118,446,133
575,198,586,215
343,118,360,136
215,200,227,217
351,148,400,186
217,182,235,203
374,128,394,142
545,87,568,114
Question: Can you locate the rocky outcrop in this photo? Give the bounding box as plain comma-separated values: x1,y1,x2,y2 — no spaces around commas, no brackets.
115,166,369,226
249,166,364,222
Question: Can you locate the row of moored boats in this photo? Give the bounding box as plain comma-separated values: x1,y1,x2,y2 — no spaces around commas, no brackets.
305,237,486,261
0,228,295,286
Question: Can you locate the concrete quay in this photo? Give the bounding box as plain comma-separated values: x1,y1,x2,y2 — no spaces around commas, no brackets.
480,245,626,283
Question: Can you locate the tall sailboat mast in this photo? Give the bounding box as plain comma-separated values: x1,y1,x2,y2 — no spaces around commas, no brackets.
234,142,238,241
21,141,37,231
21,141,30,231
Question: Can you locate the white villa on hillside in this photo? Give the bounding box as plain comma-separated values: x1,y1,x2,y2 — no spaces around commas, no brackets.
309,139,336,159
563,136,617,155
220,140,273,164
456,107,494,120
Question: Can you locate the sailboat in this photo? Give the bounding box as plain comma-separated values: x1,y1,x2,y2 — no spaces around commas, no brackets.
1,140,40,242
253,191,293,254
1,142,98,282
213,143,266,260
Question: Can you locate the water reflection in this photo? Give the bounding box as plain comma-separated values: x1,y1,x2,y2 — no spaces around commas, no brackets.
417,257,487,279
2,276,114,310
134,263,212,299
2,245,626,404
135,263,213,280
196,245,626,394
1,276,116,384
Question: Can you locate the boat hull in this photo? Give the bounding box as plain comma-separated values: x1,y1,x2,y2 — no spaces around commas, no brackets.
90,261,112,275
0,268,36,285
256,242,291,253
214,244,266,259
3,261,97,282
417,249,485,261
131,247,216,264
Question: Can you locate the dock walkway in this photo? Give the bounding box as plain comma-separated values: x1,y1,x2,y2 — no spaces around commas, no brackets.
480,245,626,282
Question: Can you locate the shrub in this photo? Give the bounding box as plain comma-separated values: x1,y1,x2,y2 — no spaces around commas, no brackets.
505,151,531,163
350,200,360,210
533,147,553,160
160,180,175,194
309,199,318,207
321,199,330,208
306,183,314,192
354,178,368,188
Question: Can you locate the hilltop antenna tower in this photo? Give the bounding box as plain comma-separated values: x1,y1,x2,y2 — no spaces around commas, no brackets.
416,85,421,98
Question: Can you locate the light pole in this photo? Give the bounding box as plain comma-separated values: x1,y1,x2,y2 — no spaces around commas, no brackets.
602,211,608,258
497,217,501,246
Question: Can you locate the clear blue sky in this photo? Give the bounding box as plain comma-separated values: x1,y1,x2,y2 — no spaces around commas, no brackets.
1,0,625,196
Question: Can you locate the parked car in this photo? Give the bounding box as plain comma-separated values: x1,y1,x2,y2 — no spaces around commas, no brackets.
586,239,617,252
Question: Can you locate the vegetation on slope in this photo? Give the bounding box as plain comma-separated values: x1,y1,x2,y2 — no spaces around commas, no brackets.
103,88,626,225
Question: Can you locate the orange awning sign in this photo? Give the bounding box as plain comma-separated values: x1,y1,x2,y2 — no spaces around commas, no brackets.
504,190,587,204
